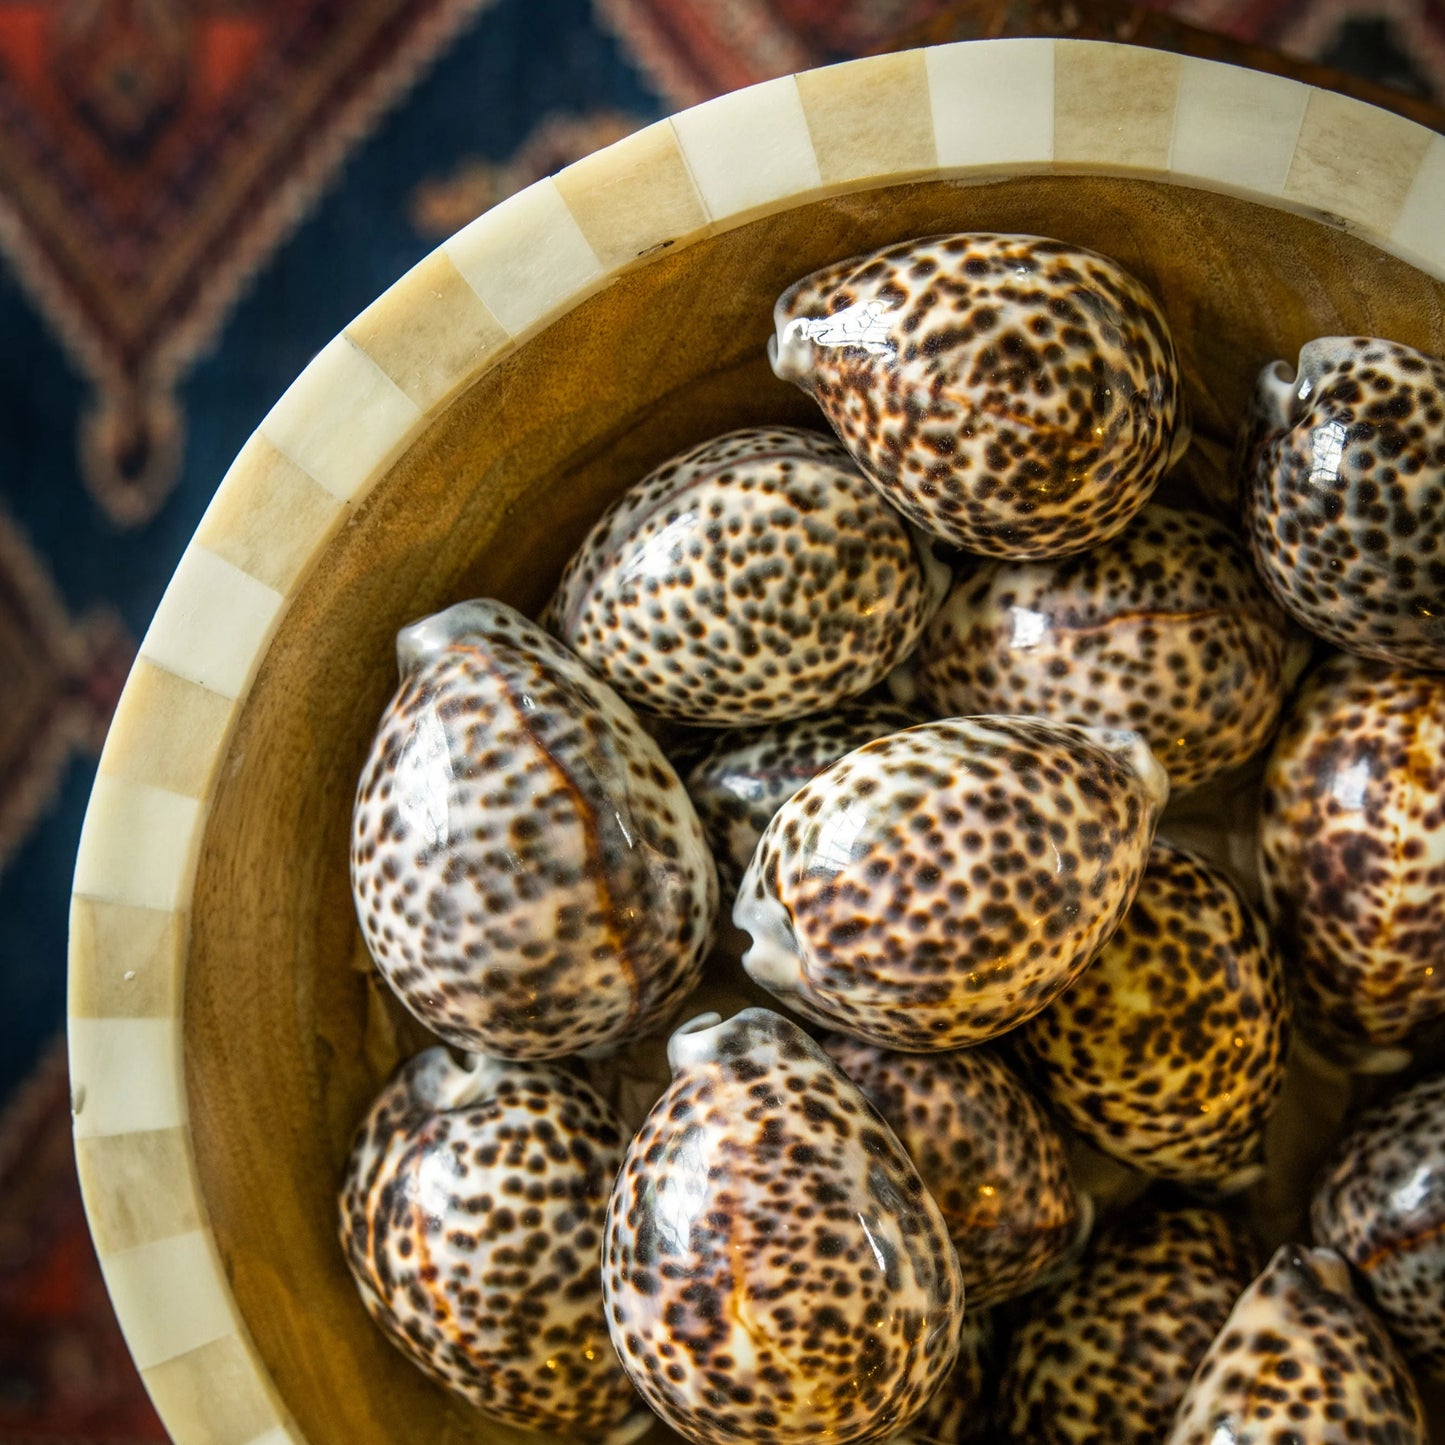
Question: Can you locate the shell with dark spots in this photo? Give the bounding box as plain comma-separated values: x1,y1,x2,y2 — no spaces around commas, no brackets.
896,1309,997,1444
684,700,919,894
999,1205,1257,1445
909,504,1296,793
350,599,718,1060
1165,1243,1428,1444
542,426,938,725
823,1035,1085,1307
1311,1072,1445,1382
337,1049,643,1439
1015,840,1291,1192
602,1007,965,1445
1241,336,1445,670
734,716,1169,1051
1258,653,1445,1071
770,233,1189,559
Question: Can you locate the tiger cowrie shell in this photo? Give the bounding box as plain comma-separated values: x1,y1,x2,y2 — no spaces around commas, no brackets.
1165,1244,1428,1444
771,233,1188,559
543,426,938,725
1311,1072,1445,1382
734,716,1168,1051
337,1048,645,1439
350,599,718,1060
910,504,1296,794
602,1007,965,1445
1242,336,1445,671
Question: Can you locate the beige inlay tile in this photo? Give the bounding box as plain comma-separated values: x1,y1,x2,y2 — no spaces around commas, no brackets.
798,51,936,187
97,660,236,800
76,1127,201,1255
69,1017,186,1140
927,38,1054,170
244,1430,300,1445
1389,130,1445,276
195,434,345,598
72,775,203,914
98,1230,235,1370
1171,58,1309,196
1284,88,1433,236
144,1333,283,1445
554,119,709,270
258,335,421,504
671,76,822,222
69,897,185,1019
444,178,606,339
346,249,510,413
138,546,285,701
1054,41,1180,172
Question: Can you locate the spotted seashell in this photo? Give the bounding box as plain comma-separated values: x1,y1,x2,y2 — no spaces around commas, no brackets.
999,1205,1257,1445
897,1309,997,1444
683,701,918,894
1311,1072,1445,1382
602,1008,965,1445
337,1048,642,1438
542,426,938,726
1258,653,1445,1071
909,505,1296,794
1242,336,1445,671
823,1036,1085,1307
350,599,718,1060
1015,841,1290,1192
1165,1243,1428,1444
770,233,1188,559
734,716,1169,1051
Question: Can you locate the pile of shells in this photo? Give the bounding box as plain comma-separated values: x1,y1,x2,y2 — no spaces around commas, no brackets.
341,233,1445,1444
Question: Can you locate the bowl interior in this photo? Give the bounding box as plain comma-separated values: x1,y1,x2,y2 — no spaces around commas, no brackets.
180,175,1445,1444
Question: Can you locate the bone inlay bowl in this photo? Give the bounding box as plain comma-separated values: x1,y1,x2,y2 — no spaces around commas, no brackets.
68,40,1445,1445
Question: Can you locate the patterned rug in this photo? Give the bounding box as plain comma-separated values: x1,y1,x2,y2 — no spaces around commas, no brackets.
0,0,1435,1438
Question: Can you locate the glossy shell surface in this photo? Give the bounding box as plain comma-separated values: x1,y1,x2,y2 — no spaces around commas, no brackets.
771,233,1188,559
1165,1244,1428,1444
543,427,936,725
999,1205,1257,1445
1258,653,1445,1068
822,1035,1084,1307
734,715,1169,1051
350,599,718,1060
684,701,918,894
1016,841,1290,1191
337,1049,640,1437
910,505,1294,793
1242,336,1445,671
602,1008,965,1445
1311,1072,1445,1381
898,1309,996,1444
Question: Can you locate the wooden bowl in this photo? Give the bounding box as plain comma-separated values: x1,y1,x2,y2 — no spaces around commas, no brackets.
68,39,1445,1445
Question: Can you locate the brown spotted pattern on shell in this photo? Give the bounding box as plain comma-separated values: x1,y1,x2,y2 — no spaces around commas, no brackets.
602,1008,965,1445
1166,1243,1428,1444
770,233,1188,559
1242,337,1445,671
1311,1072,1445,1382
542,427,937,725
1015,841,1290,1192
999,1205,1257,1445
734,716,1169,1051
350,599,718,1060
897,1310,997,1444
337,1049,642,1438
1258,653,1445,1069
684,701,919,894
823,1035,1085,1307
909,505,1295,793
